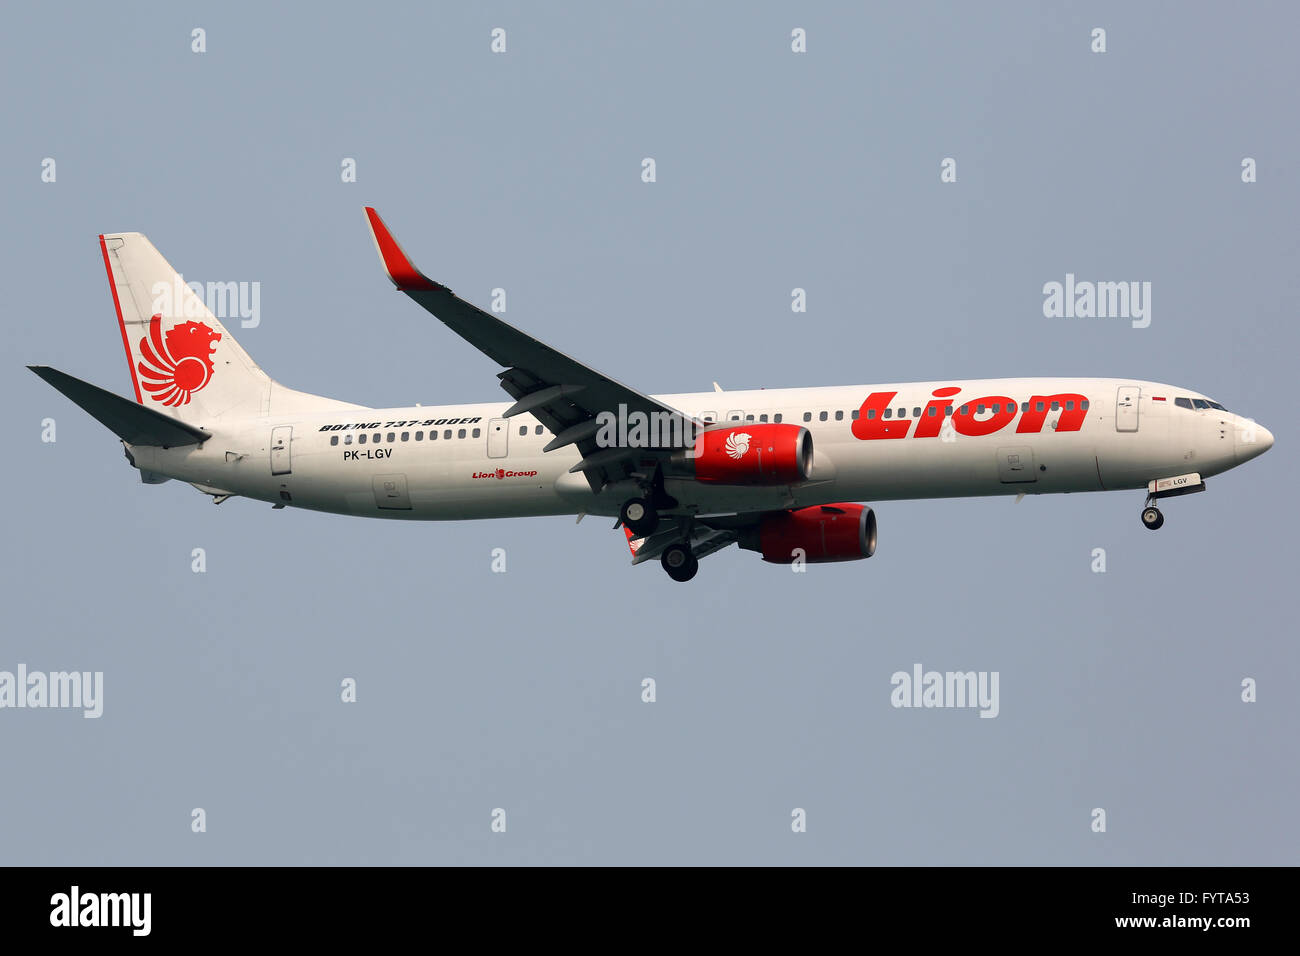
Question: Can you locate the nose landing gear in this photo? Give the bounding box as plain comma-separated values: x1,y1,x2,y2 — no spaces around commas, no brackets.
1141,505,1164,530
1139,472,1206,531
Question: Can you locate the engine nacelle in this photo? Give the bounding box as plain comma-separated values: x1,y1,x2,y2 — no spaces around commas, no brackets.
676,423,812,485
739,503,877,564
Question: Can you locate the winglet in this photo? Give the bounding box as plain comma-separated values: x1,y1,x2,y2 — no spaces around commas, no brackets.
363,207,447,292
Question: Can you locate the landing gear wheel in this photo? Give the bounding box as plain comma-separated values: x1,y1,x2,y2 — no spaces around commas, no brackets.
620,497,659,536
661,543,698,582
1141,506,1164,530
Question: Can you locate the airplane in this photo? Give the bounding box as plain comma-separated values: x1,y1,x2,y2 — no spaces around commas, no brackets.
29,209,1274,582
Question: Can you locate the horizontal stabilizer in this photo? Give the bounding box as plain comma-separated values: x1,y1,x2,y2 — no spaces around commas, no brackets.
29,366,211,447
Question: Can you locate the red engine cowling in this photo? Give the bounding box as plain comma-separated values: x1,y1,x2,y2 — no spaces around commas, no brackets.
739,504,877,564
683,423,813,485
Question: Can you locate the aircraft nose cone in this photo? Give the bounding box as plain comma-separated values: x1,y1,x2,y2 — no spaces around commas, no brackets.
1236,421,1274,463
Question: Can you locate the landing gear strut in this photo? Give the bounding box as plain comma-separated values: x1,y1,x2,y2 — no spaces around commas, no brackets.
661,542,698,582
1141,505,1164,530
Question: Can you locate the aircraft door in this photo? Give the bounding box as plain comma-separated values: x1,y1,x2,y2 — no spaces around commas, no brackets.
270,426,292,475
1115,386,1140,432
487,418,509,459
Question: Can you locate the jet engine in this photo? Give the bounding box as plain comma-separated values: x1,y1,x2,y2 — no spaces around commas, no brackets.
676,423,812,485
738,503,877,563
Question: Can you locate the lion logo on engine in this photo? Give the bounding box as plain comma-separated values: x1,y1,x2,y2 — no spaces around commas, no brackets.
725,431,752,460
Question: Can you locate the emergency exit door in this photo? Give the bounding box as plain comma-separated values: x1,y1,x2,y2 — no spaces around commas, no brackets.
270,426,292,475
1115,386,1140,432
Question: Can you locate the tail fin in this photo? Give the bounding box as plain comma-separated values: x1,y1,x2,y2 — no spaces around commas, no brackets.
100,232,271,423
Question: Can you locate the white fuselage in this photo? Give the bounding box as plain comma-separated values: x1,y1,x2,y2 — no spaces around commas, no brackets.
125,378,1265,520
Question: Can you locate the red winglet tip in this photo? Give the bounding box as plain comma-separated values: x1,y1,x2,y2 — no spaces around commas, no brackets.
364,207,442,292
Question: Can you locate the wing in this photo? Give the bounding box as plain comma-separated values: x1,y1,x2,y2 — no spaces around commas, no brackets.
364,208,700,491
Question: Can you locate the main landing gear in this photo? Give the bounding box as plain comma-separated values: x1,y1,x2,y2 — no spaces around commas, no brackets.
620,496,659,536
619,468,695,579
660,542,699,582
619,468,676,537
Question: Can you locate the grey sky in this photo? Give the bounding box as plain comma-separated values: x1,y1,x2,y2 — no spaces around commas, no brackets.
2,1,1296,864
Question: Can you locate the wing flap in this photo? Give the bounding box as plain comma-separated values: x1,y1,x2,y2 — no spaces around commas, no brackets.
625,518,739,566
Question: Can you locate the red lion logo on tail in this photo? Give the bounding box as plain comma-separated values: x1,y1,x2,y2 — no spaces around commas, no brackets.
137,314,220,406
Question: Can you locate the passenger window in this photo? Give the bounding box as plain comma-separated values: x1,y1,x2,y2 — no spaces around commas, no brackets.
444,430,452,439
372,433,381,443
1021,402,1029,413
774,413,783,423
1050,402,1060,411
472,428,481,438
819,411,828,421
1035,401,1044,412
913,407,921,417
416,431,423,440
330,435,339,446
345,434,353,445
388,432,396,442
927,407,937,417
727,410,743,421
867,409,876,419
945,406,954,416
896,408,906,418
1081,401,1089,410
702,411,716,422
759,414,768,422
430,430,438,440
1064,401,1074,410
1175,397,1193,410
835,410,844,421
358,434,366,444
959,405,969,415
851,409,860,420
977,404,986,414
458,429,467,439
883,408,892,419
401,432,409,441
519,426,527,436
803,412,812,422
535,425,543,434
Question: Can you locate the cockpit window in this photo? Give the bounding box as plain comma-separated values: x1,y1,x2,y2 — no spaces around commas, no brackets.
1175,396,1229,412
